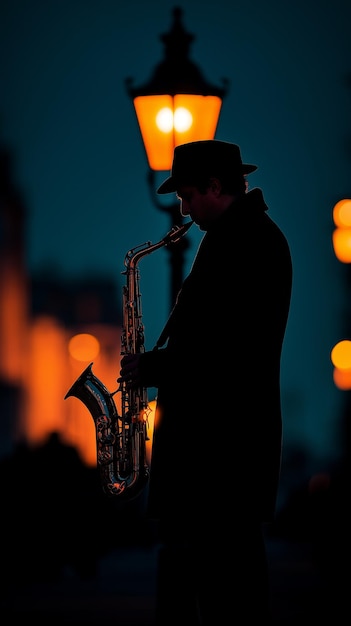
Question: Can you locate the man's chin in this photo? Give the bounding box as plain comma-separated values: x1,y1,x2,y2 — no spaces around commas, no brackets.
198,221,209,231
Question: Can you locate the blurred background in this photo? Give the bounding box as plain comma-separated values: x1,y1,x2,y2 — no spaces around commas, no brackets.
0,1,350,622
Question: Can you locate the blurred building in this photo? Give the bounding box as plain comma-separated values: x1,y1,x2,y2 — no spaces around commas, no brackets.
0,143,122,465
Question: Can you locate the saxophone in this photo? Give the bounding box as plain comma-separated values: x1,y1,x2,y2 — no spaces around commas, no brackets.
64,220,193,500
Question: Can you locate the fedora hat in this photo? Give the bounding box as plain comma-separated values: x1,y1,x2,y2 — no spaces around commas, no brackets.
157,140,258,194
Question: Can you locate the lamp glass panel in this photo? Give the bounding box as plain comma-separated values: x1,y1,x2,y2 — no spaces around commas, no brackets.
134,95,174,170
173,94,222,146
134,94,222,171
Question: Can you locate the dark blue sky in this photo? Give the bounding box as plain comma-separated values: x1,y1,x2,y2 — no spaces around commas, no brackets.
1,0,351,487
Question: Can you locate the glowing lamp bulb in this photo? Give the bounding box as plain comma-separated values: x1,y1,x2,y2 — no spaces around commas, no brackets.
156,106,193,133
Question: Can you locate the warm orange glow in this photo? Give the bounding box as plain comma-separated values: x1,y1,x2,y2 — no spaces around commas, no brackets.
19,317,122,467
333,198,351,227
24,316,70,444
68,333,100,361
145,399,156,466
332,227,351,262
134,94,222,170
331,340,351,369
0,265,29,383
64,327,121,466
333,366,351,390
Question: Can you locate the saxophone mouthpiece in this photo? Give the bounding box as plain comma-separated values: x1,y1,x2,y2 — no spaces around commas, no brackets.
164,220,194,245
182,219,194,233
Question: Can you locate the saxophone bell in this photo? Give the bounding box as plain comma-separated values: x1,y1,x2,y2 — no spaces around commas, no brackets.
64,362,149,500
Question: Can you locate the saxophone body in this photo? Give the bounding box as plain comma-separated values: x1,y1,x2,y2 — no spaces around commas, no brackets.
65,220,193,500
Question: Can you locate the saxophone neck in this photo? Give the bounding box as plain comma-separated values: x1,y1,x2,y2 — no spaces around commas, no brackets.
124,220,193,269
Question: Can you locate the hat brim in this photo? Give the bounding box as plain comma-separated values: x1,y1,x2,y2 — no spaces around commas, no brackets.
157,163,258,194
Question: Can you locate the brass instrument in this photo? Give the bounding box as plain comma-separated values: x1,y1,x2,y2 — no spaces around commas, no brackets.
64,220,193,500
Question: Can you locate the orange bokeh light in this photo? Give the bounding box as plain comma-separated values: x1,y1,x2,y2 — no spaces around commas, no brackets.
333,366,351,390
68,333,100,362
333,198,351,227
332,227,351,263
330,339,351,369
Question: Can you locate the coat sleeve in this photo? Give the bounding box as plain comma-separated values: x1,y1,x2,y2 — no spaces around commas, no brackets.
138,348,170,388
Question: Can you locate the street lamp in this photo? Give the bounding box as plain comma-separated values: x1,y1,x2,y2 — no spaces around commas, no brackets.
125,6,228,308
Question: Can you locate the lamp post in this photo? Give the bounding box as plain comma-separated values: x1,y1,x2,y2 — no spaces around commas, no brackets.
126,6,228,308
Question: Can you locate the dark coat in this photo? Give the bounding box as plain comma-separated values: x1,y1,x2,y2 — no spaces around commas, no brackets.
140,188,292,527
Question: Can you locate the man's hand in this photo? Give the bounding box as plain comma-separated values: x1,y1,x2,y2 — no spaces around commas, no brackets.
117,353,142,386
